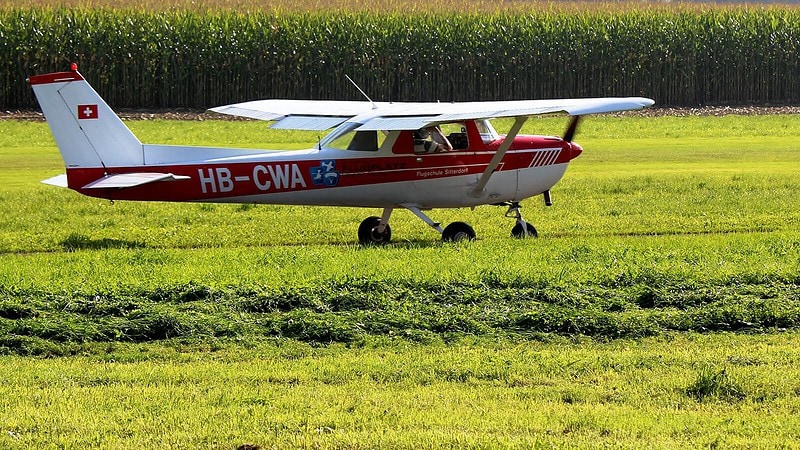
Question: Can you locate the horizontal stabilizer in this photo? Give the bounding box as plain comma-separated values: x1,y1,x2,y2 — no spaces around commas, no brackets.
82,172,191,189
41,174,68,187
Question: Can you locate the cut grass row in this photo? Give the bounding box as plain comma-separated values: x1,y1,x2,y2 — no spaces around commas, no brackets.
4,271,799,356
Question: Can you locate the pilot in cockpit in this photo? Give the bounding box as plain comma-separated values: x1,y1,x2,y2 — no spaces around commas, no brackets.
413,126,454,153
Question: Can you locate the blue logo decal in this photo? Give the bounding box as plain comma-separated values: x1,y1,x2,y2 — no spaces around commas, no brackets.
310,160,340,187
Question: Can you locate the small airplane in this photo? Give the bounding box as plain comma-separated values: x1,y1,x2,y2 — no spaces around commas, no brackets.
29,64,654,244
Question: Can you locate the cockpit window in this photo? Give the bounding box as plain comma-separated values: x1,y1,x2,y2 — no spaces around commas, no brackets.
438,122,469,150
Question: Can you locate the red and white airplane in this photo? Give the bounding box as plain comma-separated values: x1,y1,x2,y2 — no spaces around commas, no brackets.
29,65,654,244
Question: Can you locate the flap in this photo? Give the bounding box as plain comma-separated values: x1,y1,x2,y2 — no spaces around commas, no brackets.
355,116,439,131
270,115,349,131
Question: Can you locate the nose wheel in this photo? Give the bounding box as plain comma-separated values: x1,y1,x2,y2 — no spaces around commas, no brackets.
503,202,538,238
511,222,538,238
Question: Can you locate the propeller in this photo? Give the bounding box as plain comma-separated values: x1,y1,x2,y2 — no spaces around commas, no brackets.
563,115,582,142
537,116,583,209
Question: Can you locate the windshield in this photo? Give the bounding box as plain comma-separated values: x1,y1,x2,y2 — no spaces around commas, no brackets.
476,119,499,143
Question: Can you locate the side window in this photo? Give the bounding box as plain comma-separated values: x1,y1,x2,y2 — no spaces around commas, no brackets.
413,123,468,154
328,130,386,152
439,122,469,150
392,131,416,154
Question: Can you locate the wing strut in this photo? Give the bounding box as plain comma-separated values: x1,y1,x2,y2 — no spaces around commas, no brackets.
469,116,528,198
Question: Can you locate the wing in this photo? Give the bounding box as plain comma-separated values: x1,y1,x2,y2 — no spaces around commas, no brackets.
209,97,655,131
210,99,387,130
210,96,655,200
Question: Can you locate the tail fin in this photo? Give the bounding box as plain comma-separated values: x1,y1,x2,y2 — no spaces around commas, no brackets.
28,67,143,168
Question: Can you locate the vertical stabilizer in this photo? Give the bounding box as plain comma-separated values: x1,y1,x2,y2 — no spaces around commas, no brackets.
28,67,143,168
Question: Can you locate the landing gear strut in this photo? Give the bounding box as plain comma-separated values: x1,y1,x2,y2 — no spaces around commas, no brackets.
359,201,539,245
405,205,476,242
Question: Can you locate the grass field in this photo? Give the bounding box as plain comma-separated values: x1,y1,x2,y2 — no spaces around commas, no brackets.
6,0,768,13
3,334,800,448
1,113,799,448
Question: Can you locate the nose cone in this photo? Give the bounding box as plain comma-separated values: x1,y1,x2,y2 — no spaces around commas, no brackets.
568,141,583,161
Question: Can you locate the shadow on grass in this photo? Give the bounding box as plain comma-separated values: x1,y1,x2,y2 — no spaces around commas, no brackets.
357,239,455,250
50,234,447,252
61,233,147,251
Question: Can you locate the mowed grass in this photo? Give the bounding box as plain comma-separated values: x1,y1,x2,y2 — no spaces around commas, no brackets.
2,333,800,448
1,114,800,448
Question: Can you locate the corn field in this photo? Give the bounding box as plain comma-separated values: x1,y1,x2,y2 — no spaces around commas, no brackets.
2,7,800,109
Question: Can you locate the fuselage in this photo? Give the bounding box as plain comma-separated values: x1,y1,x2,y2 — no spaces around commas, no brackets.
66,119,583,209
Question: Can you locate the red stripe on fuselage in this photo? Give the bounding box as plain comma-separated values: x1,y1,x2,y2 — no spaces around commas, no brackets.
66,139,575,202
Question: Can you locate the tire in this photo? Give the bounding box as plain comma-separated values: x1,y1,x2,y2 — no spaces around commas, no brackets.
358,216,391,245
511,222,538,238
442,221,476,242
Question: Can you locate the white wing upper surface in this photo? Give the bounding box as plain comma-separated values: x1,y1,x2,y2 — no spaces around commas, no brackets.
211,99,381,121
209,97,655,131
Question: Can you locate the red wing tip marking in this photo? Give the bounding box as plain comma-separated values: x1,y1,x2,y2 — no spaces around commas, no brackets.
27,71,85,86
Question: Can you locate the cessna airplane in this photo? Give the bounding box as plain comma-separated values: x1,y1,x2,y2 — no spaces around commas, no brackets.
29,65,654,244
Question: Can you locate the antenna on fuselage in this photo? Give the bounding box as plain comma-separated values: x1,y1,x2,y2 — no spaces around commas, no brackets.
346,75,377,110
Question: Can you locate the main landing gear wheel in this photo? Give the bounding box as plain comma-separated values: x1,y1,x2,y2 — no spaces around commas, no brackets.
442,221,476,242
358,216,391,245
511,222,538,238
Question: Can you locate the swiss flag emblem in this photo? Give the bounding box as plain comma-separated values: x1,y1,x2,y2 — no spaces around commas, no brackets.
78,104,98,119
